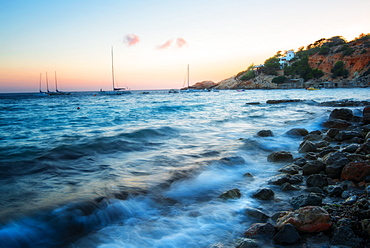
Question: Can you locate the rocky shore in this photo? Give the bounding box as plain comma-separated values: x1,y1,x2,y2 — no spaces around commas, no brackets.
213,102,370,247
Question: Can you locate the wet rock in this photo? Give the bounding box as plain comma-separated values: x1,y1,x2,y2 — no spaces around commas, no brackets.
299,140,317,153
325,157,350,179
315,140,330,148
219,156,245,166
302,160,325,176
325,185,344,197
331,219,363,247
304,133,323,141
243,172,254,178
290,193,323,209
266,99,302,104
342,143,361,153
326,128,339,138
251,188,274,200
305,187,325,194
286,128,309,137
329,108,354,121
341,161,370,182
218,188,241,200
276,206,332,233
278,163,300,175
343,195,358,205
304,152,318,160
268,174,303,185
334,130,362,142
256,130,273,137
361,219,370,237
323,119,352,130
322,151,348,165
235,238,260,248
244,207,270,222
356,139,370,154
363,105,370,124
273,224,301,245
209,243,224,248
267,151,293,162
306,174,328,188
244,223,275,239
281,182,300,191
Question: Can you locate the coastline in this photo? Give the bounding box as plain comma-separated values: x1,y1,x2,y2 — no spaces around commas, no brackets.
219,101,370,248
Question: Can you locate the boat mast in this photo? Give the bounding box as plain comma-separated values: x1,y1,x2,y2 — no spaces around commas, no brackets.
39,73,42,92
111,46,115,90
54,71,58,92
187,64,189,88
46,72,50,92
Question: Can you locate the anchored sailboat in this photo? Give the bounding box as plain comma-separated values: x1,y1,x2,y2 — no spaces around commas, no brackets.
99,46,131,95
180,64,201,92
48,71,71,95
34,73,49,96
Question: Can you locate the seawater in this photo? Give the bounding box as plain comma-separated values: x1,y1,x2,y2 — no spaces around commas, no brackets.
0,88,369,247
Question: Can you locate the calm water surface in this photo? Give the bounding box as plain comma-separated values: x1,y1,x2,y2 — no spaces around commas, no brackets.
0,88,369,247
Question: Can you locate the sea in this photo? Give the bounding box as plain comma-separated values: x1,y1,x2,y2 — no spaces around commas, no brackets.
0,88,369,248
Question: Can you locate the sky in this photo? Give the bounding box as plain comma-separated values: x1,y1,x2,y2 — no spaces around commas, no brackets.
0,0,369,93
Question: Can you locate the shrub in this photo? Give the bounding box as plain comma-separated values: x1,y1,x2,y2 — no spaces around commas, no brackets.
319,46,330,55
272,76,287,84
331,61,349,78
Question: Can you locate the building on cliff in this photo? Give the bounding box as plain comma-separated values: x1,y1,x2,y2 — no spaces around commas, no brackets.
279,50,295,68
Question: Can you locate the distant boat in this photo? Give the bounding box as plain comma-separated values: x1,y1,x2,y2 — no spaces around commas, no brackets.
306,87,320,90
99,46,131,95
169,89,179,93
47,71,71,95
34,73,49,96
180,64,201,93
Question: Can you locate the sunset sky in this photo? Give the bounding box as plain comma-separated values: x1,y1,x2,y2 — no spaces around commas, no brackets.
1,0,369,93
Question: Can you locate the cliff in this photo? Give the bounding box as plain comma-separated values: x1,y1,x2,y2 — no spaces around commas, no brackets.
191,34,370,90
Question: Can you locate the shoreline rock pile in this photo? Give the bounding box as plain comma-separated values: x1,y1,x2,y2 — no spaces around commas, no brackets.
215,102,370,248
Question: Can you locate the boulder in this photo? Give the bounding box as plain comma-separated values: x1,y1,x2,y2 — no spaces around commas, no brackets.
267,151,293,162
244,223,275,239
219,156,245,166
286,128,309,137
281,182,300,191
334,130,362,142
276,206,331,233
278,163,300,175
235,238,260,248
325,157,350,179
342,143,361,153
269,174,303,185
256,130,273,137
244,207,270,222
218,188,241,200
299,140,317,153
363,105,370,124
251,188,274,200
290,193,322,209
326,128,339,138
302,160,325,175
273,224,301,245
323,119,352,130
306,174,328,188
329,108,354,121
322,151,348,165
341,161,370,182
356,139,370,154
331,219,363,247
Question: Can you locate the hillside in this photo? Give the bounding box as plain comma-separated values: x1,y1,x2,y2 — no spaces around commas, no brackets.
192,33,370,90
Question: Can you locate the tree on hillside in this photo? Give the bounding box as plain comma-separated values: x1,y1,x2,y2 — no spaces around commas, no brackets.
263,56,280,75
284,56,324,81
332,61,349,78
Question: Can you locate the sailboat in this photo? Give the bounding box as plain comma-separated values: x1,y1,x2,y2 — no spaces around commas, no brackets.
180,64,201,93
34,73,49,96
47,71,71,95
99,46,131,95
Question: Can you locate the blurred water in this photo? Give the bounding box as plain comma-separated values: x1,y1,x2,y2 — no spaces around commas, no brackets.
0,88,369,247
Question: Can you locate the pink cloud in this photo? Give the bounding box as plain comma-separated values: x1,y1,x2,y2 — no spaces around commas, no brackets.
176,37,187,48
156,39,173,49
124,34,140,46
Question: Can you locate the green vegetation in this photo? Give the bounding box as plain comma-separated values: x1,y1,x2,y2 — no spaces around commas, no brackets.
331,61,349,78
272,76,287,84
284,56,324,81
238,64,257,81
262,54,280,75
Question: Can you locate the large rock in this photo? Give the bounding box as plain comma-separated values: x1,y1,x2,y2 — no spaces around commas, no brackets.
363,106,370,124
269,174,303,185
329,108,354,121
276,206,332,233
322,151,348,165
306,174,328,188
325,157,350,178
290,193,322,209
298,140,317,153
251,188,274,200
323,119,352,130
267,151,293,162
256,130,273,137
244,207,270,222
302,160,325,175
341,161,370,182
235,238,260,248
286,128,308,137
218,188,241,200
331,218,363,247
244,223,275,239
273,224,301,245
